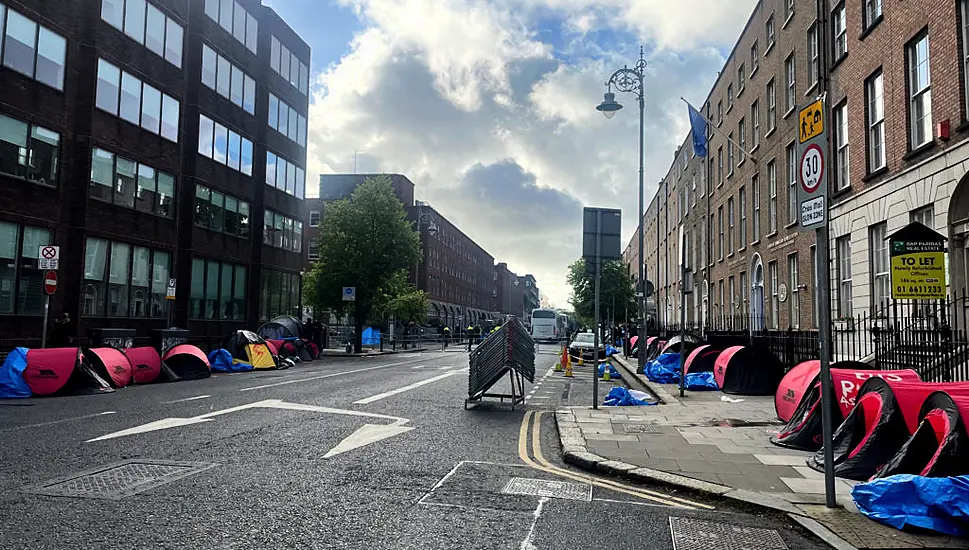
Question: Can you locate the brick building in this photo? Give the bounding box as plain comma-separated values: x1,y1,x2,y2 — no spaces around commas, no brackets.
826,0,969,318
0,0,309,345
492,264,539,322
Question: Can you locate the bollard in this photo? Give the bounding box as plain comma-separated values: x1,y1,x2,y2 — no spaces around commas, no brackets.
345,341,352,354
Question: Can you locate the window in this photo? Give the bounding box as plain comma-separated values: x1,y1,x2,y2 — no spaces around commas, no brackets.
808,24,819,88
907,33,932,148
751,100,760,148
265,149,304,198
962,1,969,116
870,223,889,311
100,0,183,68
785,54,796,112
833,3,847,60
738,186,747,246
82,237,170,318
767,160,777,233
717,101,723,126
0,222,52,315
197,114,253,175
89,147,174,217
0,112,60,186
2,8,67,90
268,93,307,146
836,236,852,318
864,0,882,30
834,101,849,191
786,142,797,224
203,0,257,54
717,146,723,184
769,260,779,329
740,271,748,317
750,42,759,74
195,184,249,238
767,79,776,132
717,206,724,261
738,118,746,163
738,64,746,93
766,14,775,50
727,197,735,253
911,205,934,228
727,135,734,175
752,174,761,241
727,84,734,111
866,71,886,171
729,276,736,319
263,210,303,253
201,44,256,115
189,259,246,320
259,269,300,321
270,35,308,96
784,0,794,21
309,210,320,227
788,253,800,328
95,59,180,142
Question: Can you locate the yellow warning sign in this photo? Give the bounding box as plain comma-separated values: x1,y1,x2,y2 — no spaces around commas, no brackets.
798,99,824,144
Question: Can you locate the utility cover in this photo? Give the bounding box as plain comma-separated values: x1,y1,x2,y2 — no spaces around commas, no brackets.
23,460,216,500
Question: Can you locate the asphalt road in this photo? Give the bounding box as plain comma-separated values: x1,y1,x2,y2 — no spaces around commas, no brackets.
0,347,826,549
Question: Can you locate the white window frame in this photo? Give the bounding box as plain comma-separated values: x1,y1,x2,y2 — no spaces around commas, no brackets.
739,186,747,245
834,3,847,59
785,54,796,112
767,160,777,234
769,260,779,329
753,174,761,241
864,0,882,29
767,79,776,132
866,72,886,171
834,102,850,192
788,253,799,328
808,23,819,88
962,0,969,117
907,34,933,149
870,223,890,312
786,142,797,224
836,236,852,318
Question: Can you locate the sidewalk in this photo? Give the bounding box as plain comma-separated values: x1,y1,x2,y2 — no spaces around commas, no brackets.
554,354,969,550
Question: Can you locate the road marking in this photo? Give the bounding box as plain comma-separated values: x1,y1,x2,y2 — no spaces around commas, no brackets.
163,395,210,404
0,410,120,432
352,370,463,405
519,497,548,550
99,411,117,415
239,356,430,392
323,421,413,458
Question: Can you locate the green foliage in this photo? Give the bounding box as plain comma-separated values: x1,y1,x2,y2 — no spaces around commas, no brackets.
306,175,421,350
372,270,429,325
567,258,637,326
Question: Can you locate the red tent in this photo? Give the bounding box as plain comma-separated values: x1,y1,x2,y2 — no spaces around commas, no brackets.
265,339,281,356
83,348,133,388
123,346,168,384
713,346,784,395
775,360,874,423
874,392,969,479
684,345,722,374
22,348,113,396
162,345,211,380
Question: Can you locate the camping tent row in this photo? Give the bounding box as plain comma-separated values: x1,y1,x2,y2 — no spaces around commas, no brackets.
771,362,969,481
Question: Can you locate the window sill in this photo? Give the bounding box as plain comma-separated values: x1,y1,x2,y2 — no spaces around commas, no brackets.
751,239,761,246
805,82,819,97
785,221,798,229
783,106,796,119
726,105,733,115
858,15,883,41
831,52,848,71
728,253,735,259
738,158,746,168
738,246,747,253
738,86,745,98
765,128,776,139
767,230,778,239
750,66,759,78
862,166,889,183
1,172,58,189
782,12,795,29
765,41,775,56
830,185,852,201
903,140,938,162
717,181,724,189
727,170,735,179
750,143,760,154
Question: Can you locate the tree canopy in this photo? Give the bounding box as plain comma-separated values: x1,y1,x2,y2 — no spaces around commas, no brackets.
566,259,637,327
304,175,422,350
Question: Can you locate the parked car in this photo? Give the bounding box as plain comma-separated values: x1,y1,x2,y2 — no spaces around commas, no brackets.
568,332,605,361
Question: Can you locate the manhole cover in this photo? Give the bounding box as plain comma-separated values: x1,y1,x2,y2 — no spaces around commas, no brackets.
669,517,787,550
23,460,216,500
501,477,591,501
622,423,661,434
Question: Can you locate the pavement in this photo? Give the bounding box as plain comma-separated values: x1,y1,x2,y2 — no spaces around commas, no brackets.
0,346,829,549
552,352,969,550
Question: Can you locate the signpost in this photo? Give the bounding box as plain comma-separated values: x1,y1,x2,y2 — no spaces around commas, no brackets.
342,287,356,302
44,271,58,295
889,222,947,300
38,246,60,349
582,207,622,410
39,245,59,270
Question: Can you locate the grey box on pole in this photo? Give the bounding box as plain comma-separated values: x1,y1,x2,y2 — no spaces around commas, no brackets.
582,207,622,273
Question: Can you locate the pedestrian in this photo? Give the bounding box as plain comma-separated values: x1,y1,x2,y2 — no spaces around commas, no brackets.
49,312,71,347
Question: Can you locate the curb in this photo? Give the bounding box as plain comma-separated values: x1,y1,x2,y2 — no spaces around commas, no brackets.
320,347,429,357
553,409,858,550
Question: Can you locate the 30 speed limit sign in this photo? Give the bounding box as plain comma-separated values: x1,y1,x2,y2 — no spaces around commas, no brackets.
800,143,824,193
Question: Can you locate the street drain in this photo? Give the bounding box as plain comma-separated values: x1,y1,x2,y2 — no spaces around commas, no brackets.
501,477,591,501
622,423,661,434
23,460,217,500
669,517,787,550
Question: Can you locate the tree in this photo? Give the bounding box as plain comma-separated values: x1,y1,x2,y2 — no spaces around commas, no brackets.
372,270,429,326
566,259,637,328
307,176,421,352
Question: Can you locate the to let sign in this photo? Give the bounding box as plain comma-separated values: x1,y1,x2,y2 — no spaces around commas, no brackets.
796,98,828,231
889,222,947,300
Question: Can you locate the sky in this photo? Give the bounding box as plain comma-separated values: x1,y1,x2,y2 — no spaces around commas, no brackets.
265,0,758,309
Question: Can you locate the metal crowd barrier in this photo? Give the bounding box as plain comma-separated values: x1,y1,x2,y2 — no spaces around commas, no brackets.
465,316,535,410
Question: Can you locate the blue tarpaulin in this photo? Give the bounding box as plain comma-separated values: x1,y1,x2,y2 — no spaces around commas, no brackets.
646,353,682,384
207,349,254,373
852,475,969,536
603,386,656,407
605,344,620,357
597,362,622,379
684,371,719,390
0,347,31,398
362,327,381,345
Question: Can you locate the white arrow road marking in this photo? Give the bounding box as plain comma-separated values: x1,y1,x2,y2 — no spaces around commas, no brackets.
353,370,464,405
87,417,215,441
163,394,211,404
239,356,430,392
322,422,414,458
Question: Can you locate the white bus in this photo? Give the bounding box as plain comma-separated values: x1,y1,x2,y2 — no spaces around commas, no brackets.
530,308,560,342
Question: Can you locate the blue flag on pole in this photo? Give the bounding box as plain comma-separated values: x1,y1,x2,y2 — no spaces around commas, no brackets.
688,104,708,157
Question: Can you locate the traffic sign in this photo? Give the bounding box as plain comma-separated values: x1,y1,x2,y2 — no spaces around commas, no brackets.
166,278,177,300
342,286,356,301
44,270,58,295
797,97,828,231
38,245,59,270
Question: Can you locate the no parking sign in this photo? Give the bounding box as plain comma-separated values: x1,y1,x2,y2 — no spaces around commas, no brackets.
342,287,356,301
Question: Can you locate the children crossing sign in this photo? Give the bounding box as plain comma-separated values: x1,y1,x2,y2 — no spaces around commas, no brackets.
797,98,828,231
889,222,947,300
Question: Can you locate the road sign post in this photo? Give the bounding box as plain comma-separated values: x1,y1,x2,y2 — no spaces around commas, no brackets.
582,207,622,410
40,271,57,349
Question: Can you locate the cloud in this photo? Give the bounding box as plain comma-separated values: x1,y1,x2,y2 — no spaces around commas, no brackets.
306,0,754,307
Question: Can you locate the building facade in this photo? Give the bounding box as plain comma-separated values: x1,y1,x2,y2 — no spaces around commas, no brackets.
0,0,309,346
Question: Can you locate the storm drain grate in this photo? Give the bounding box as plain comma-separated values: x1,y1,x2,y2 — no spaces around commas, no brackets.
669,517,788,550
501,477,591,501
622,423,661,434
23,460,217,500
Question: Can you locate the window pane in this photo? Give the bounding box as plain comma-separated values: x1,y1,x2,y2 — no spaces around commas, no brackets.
0,222,17,314
96,59,121,114
238,201,250,238
36,27,66,90
290,52,299,85
278,100,288,135
270,36,280,73
288,108,297,141
195,185,211,227
295,167,305,199
124,0,146,43
5,10,37,78
241,138,253,176
201,44,217,89
102,0,124,30
224,195,238,235
90,148,114,202
230,65,243,106
114,156,137,209
233,2,246,43
297,114,306,147
233,265,246,320
276,158,285,189
17,226,50,315
156,172,174,217
204,0,219,21
299,63,309,94
220,261,233,319
205,260,219,319
108,242,131,317
245,13,257,52
119,72,142,125
150,250,170,318
141,84,161,134
130,246,150,317
190,257,204,319
269,94,278,129
227,131,240,170
210,190,225,232
161,94,179,142
274,213,283,247
266,152,276,187
243,75,255,114
213,122,228,164
136,163,156,214
145,4,165,56
198,114,214,157
165,19,183,68
219,0,233,31
216,55,230,97
286,161,295,194
280,44,290,80
82,238,108,317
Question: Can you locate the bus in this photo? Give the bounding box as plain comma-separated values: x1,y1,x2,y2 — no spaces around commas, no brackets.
530,308,560,342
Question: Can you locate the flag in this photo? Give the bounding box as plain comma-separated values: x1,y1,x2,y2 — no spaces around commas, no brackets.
688,103,708,158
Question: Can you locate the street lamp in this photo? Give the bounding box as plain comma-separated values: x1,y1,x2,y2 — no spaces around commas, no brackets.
598,46,647,371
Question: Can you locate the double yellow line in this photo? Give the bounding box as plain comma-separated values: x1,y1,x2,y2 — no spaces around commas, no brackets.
517,410,713,510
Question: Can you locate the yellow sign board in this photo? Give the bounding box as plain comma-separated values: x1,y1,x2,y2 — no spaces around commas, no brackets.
798,99,824,144
890,251,946,300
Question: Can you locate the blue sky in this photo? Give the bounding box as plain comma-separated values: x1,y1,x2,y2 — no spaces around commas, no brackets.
265,0,362,74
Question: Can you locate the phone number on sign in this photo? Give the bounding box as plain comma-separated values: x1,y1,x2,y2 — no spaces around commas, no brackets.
896,285,943,295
